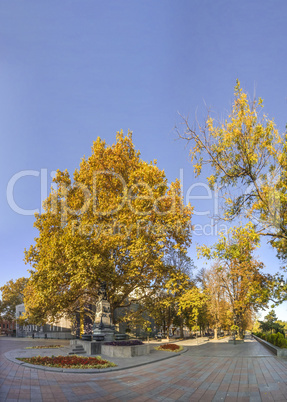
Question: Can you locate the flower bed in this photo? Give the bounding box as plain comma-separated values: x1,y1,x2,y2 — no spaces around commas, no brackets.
104,340,143,346
25,345,64,349
155,343,183,352
17,355,116,369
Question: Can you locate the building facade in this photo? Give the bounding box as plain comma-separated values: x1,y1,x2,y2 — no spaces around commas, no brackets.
15,304,74,339
0,319,16,336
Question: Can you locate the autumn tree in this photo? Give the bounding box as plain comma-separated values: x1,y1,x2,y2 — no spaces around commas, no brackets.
0,277,28,321
202,264,231,339
198,223,273,338
192,265,235,337
24,131,192,325
177,285,207,333
193,266,233,337
123,249,194,338
179,80,287,264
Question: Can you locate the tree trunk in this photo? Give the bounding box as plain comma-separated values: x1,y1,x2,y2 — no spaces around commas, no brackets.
214,327,218,340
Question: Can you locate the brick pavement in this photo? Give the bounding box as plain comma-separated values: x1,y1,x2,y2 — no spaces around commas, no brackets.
1,335,287,401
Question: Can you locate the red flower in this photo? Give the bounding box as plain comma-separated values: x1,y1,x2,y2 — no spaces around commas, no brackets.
17,355,116,369
159,343,180,351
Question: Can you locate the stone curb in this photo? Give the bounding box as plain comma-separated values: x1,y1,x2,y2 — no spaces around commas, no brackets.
4,346,188,374
252,334,287,357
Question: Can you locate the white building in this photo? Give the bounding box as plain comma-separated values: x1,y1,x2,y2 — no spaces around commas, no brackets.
15,303,74,339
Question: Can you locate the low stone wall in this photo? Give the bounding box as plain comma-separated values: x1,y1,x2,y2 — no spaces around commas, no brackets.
69,340,151,357
37,333,75,339
252,334,287,357
17,332,75,339
101,344,150,358
70,339,103,355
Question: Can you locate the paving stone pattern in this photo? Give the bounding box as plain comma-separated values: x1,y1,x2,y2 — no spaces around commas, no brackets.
1,335,287,401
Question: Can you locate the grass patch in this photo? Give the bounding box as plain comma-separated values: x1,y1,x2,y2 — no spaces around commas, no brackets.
154,343,183,352
17,355,117,369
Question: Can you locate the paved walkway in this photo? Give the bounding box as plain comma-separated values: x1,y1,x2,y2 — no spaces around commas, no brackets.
1,335,287,401
4,338,189,373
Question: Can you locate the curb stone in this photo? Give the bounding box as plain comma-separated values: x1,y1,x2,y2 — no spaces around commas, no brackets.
4,346,188,373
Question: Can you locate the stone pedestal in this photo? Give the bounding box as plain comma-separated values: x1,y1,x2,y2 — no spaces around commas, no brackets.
81,334,92,341
93,298,115,341
93,328,114,342
101,344,151,358
70,339,105,355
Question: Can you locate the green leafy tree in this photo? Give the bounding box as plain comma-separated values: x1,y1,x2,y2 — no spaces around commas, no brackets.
259,309,285,334
265,309,278,324
275,320,287,334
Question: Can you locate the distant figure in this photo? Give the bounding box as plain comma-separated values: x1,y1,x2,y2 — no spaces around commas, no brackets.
45,333,47,339
32,333,34,339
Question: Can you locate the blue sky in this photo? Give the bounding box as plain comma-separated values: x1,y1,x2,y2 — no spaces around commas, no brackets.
1,1,287,319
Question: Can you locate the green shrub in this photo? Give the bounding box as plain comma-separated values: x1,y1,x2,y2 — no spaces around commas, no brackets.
275,333,287,348
256,331,287,348
254,331,266,340
267,333,277,344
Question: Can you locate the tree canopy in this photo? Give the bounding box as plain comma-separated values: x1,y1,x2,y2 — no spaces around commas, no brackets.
24,131,193,324
258,309,285,334
179,80,287,264
0,277,28,321
198,223,273,337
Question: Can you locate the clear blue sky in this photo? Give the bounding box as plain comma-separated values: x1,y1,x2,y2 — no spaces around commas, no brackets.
1,1,286,319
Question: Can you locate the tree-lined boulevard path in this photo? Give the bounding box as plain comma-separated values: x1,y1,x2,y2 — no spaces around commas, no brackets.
1,335,287,401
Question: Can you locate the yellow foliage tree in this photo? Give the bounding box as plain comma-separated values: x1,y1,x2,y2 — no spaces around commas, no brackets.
24,131,193,324
0,277,28,321
179,80,287,262
198,223,273,337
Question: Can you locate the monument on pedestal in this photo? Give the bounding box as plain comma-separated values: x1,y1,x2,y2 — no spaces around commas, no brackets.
93,281,115,341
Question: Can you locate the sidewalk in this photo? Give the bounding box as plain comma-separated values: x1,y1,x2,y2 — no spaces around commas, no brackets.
4,339,188,373
1,336,287,401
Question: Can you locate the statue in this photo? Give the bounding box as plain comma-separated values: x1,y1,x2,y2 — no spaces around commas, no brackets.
93,281,115,341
